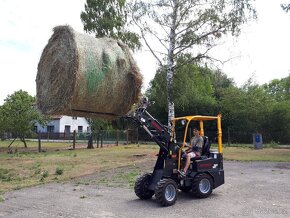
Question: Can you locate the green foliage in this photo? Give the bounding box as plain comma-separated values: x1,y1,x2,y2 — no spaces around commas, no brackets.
115,170,140,188
0,106,4,138
81,0,141,50
40,170,49,181
0,90,47,147
263,76,290,102
55,167,64,175
269,140,279,148
220,84,271,132
0,168,21,183
173,64,217,116
147,66,290,144
80,0,256,123
132,0,256,122
262,102,290,144
210,70,235,100
88,118,112,131
147,61,221,123
219,76,290,144
0,168,13,182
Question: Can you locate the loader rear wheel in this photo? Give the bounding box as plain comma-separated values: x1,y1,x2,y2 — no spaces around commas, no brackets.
155,178,177,206
191,173,213,198
134,173,154,200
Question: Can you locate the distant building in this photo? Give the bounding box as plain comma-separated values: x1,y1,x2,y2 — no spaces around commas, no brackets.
34,116,90,133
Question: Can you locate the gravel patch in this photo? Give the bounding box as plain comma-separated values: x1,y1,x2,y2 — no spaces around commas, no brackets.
0,161,289,218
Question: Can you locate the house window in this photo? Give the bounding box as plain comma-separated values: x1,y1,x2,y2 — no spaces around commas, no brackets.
47,125,54,132
65,125,71,133
78,126,83,133
72,117,77,120
33,126,38,133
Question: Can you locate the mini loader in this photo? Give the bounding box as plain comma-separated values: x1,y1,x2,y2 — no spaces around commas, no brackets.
127,98,224,206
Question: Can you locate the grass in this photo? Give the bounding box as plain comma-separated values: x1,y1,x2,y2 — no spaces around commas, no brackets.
0,141,158,193
223,147,290,162
0,140,84,152
0,140,290,193
92,167,142,188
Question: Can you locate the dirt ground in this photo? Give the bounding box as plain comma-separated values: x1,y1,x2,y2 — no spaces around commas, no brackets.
0,161,290,218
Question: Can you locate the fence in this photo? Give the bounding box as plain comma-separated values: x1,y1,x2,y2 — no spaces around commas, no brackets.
3,127,288,147
34,128,288,145
34,129,150,145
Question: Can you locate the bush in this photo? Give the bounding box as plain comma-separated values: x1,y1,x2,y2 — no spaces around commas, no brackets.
0,168,13,182
55,167,64,175
42,170,49,178
270,140,279,148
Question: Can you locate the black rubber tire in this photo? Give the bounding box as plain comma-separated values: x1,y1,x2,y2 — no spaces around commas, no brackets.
134,173,154,200
155,178,178,206
191,173,213,198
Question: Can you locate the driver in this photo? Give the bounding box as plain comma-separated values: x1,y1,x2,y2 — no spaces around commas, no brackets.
180,127,203,177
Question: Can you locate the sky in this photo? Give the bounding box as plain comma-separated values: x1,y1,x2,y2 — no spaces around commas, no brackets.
0,0,289,104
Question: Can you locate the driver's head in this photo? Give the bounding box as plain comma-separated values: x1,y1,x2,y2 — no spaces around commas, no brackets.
193,128,200,136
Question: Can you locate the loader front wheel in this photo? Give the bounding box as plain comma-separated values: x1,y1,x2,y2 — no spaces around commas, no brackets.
134,173,154,200
155,178,177,206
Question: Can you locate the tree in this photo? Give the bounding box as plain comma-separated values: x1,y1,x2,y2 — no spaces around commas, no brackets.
263,75,290,102
87,118,112,148
81,0,256,125
81,0,141,50
131,0,256,125
281,4,290,12
210,70,234,100
219,77,281,143
263,102,290,144
0,106,5,140
0,90,46,148
147,61,218,123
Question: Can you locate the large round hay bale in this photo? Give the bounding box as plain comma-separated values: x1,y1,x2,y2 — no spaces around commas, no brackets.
36,25,142,119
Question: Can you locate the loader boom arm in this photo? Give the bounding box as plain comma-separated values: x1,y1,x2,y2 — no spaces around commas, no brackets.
126,98,172,152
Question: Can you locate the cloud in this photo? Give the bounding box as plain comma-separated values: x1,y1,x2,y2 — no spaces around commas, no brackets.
0,0,86,104
212,0,290,86
0,0,289,104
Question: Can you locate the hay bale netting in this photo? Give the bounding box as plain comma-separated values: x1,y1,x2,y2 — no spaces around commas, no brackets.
36,25,142,119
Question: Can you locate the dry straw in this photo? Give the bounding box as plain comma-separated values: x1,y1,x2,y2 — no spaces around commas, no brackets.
36,25,142,119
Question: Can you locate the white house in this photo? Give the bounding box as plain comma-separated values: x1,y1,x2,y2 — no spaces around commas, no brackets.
35,116,90,133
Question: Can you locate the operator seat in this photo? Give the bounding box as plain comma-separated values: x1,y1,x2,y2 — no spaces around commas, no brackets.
201,136,211,157
190,136,211,161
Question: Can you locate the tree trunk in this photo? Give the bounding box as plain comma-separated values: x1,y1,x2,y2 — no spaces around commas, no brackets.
38,132,41,152
87,133,94,149
21,137,27,148
72,130,76,150
8,137,17,148
97,132,100,148
101,131,103,148
166,0,178,127
116,130,119,146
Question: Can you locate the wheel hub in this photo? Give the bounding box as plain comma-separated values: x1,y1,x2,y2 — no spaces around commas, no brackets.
199,178,211,194
165,184,176,202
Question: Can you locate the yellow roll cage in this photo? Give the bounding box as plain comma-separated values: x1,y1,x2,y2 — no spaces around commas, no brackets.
171,115,223,171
